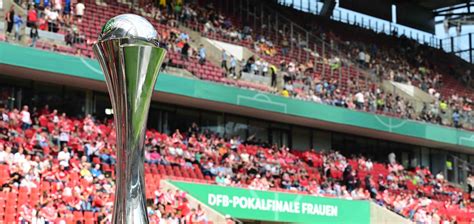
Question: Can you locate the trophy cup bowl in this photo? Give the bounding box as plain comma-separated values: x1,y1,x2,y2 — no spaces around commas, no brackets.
93,14,167,224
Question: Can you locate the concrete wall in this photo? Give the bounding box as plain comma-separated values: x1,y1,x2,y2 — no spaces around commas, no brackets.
382,80,434,113
370,202,413,224
179,25,257,76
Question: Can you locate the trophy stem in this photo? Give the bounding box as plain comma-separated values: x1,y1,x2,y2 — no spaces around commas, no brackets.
93,39,166,224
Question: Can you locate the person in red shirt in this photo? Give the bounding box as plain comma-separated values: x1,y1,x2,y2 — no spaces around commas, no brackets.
42,164,58,182
55,165,69,183
38,114,49,127
176,198,190,217
26,5,37,28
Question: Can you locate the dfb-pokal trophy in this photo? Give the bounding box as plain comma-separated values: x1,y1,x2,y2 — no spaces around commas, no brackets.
93,14,166,224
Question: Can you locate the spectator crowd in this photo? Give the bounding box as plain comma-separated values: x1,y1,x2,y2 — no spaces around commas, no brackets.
4,0,88,47
0,104,472,223
0,105,213,223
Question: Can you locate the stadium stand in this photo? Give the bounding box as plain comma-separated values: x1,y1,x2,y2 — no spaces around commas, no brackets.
1,0,474,223
2,0,472,131
0,105,472,223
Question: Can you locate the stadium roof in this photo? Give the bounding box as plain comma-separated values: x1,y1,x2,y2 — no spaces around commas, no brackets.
394,0,470,10
336,0,473,33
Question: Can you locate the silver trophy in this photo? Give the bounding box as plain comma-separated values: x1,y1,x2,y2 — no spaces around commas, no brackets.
93,14,166,224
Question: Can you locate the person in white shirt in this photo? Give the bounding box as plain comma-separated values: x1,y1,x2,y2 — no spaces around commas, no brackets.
354,91,365,110
388,152,396,165
0,145,7,164
358,50,365,65
364,53,371,65
254,59,262,75
203,21,213,34
1,109,8,122
21,154,33,174
467,174,474,193
436,172,444,181
262,61,269,76
39,156,51,172
3,146,14,165
240,152,249,163
54,0,62,11
20,170,38,189
365,159,373,171
13,147,26,166
428,88,436,96
75,2,85,21
57,147,71,168
288,62,296,74
20,105,32,130
284,82,294,92
45,7,59,32
59,130,70,146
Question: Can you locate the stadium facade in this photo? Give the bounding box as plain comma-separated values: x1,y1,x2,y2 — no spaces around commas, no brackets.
1,41,473,187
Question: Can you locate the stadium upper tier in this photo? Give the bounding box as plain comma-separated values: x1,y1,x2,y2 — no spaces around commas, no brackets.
0,107,471,223
2,0,472,131
265,0,474,98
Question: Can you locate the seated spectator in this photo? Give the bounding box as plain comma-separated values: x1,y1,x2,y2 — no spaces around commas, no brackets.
90,163,102,177
57,147,71,168
99,147,115,165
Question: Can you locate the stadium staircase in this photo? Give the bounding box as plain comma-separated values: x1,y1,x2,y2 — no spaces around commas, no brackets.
370,202,413,224
178,25,230,73
381,80,434,113
163,66,197,80
380,81,457,128
2,0,26,44
177,25,277,88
